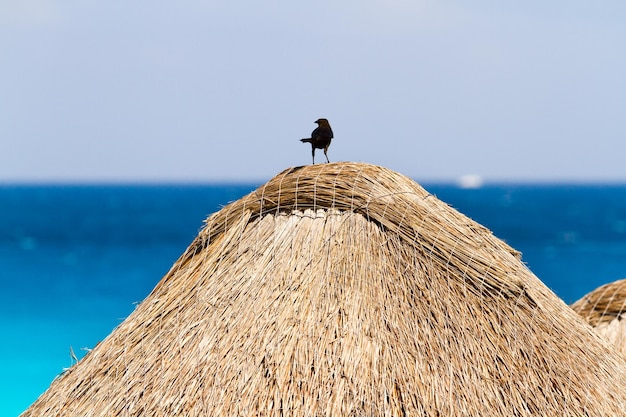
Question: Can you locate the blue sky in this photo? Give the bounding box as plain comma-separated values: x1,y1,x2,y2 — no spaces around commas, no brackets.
1,1,625,182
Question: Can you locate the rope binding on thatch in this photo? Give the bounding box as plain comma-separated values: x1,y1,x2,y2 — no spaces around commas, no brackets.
178,163,525,300
571,278,626,326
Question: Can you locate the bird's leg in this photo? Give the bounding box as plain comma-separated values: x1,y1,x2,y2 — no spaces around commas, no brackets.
311,147,316,164
324,146,330,163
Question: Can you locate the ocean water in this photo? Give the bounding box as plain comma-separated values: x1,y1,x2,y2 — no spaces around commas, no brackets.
2,182,626,415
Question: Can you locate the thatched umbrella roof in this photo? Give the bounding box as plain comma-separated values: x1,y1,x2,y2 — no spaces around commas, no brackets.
23,163,626,416
572,278,626,359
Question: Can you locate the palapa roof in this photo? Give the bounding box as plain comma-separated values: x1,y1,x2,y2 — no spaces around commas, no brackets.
572,278,626,359
23,163,626,416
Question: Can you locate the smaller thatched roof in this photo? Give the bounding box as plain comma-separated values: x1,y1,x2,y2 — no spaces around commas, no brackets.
571,278,626,359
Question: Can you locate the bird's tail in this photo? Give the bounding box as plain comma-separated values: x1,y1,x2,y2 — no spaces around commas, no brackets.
300,138,312,143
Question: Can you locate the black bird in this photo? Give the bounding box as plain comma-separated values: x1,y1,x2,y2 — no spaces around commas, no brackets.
300,118,333,164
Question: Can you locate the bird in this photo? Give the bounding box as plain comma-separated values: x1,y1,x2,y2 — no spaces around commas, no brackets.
300,118,333,164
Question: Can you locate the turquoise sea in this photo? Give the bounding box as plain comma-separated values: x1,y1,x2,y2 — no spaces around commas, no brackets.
2,182,626,416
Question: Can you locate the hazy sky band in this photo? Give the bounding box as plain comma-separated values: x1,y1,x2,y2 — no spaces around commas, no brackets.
1,1,625,182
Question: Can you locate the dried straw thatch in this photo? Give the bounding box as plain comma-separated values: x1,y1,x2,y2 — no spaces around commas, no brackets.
23,163,626,416
572,278,626,359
